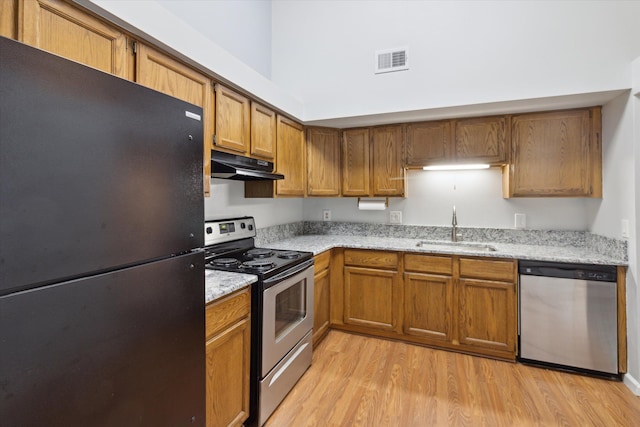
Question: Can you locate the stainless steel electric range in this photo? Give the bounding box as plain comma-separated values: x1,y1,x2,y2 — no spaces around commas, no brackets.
204,217,314,426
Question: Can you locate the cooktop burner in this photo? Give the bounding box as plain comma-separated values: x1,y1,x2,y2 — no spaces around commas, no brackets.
246,248,274,258
277,251,301,259
242,260,276,270
211,258,240,267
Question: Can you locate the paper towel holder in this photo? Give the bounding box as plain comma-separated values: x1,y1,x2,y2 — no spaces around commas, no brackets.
357,197,389,210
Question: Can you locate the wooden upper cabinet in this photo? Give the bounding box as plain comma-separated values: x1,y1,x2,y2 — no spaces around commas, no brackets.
342,128,371,196
135,43,214,195
307,127,341,196
506,107,601,198
1,0,18,39
250,102,276,160
18,0,128,78
214,84,250,154
406,120,452,167
454,115,509,164
275,116,306,196
371,125,405,196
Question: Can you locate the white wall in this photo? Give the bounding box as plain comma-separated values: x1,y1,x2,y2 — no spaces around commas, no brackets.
303,169,589,230
205,180,303,229
155,0,272,79
81,0,304,119
272,1,640,123
588,65,639,391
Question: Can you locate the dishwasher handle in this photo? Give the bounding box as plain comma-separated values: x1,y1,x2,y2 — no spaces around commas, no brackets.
518,260,616,282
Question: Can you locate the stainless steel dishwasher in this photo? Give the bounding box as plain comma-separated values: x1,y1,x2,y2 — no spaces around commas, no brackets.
519,260,618,377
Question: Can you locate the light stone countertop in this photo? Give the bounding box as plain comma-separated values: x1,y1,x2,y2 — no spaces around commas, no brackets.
205,233,626,303
264,235,628,266
205,269,257,304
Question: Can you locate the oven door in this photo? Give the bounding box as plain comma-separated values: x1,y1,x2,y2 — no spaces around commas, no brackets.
261,260,314,376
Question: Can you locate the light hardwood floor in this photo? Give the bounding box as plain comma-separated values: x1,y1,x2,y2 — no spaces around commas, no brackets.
265,330,640,427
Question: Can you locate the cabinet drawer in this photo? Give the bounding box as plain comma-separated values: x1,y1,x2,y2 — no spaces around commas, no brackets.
404,253,453,275
344,249,398,269
459,258,516,282
206,288,251,339
314,250,331,272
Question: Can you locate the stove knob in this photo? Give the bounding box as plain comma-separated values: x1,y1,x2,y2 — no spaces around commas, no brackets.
240,223,246,229
248,224,254,231
206,227,212,234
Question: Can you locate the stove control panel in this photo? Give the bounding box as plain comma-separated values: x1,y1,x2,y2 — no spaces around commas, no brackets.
205,217,256,245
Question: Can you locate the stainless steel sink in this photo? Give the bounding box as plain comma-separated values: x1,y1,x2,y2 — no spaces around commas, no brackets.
416,240,498,252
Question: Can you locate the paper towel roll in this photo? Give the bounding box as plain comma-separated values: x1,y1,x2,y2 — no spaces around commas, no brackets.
358,199,387,210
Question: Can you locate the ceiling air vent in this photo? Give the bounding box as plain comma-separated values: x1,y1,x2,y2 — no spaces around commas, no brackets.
375,47,409,74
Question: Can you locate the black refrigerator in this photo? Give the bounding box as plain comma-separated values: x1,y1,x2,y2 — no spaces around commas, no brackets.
0,37,206,426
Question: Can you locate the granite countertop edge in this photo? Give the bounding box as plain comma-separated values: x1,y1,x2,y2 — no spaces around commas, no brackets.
206,234,627,302
205,270,257,304
264,235,628,266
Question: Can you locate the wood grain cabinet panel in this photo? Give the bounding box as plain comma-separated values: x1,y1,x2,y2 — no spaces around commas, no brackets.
344,266,398,331
307,127,341,196
406,120,452,167
313,258,331,346
250,101,276,160
205,289,251,427
342,128,370,196
214,84,250,154
344,249,398,269
18,0,127,77
135,42,214,196
458,278,516,354
275,115,306,196
507,108,601,197
1,0,18,39
454,115,509,164
371,125,406,196
404,272,453,343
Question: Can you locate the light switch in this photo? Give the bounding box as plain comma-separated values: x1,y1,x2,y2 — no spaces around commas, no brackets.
514,213,526,229
621,219,629,238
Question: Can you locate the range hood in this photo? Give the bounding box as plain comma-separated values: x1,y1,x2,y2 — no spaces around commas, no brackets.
211,150,284,181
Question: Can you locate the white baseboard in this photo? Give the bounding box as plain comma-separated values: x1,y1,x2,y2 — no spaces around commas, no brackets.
623,373,640,396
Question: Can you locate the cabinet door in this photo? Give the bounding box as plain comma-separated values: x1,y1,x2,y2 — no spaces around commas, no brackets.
307,127,341,196
135,43,214,196
1,0,17,39
406,120,452,167
458,278,516,357
205,318,251,427
454,115,508,164
275,116,306,196
404,272,453,343
313,267,331,345
342,128,370,196
250,101,276,160
344,266,398,332
371,125,405,196
19,0,127,78
214,84,250,154
509,109,595,197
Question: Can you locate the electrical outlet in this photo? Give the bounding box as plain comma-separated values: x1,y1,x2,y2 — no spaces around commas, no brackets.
390,211,402,224
514,213,526,229
621,219,629,238
322,209,331,222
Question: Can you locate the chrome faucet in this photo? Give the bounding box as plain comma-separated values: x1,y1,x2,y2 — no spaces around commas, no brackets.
451,205,461,242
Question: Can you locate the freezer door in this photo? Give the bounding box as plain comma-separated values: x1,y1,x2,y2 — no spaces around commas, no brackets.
519,275,618,374
0,252,205,427
0,38,204,294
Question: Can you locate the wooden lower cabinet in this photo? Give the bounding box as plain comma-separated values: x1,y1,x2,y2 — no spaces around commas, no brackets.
205,288,251,427
402,254,517,360
404,272,453,343
458,278,516,355
344,266,399,332
313,251,331,345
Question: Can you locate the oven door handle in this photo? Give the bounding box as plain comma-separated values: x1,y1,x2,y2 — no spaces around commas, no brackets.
263,259,314,286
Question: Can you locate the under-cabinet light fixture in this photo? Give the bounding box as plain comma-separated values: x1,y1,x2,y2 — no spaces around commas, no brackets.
422,164,490,171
